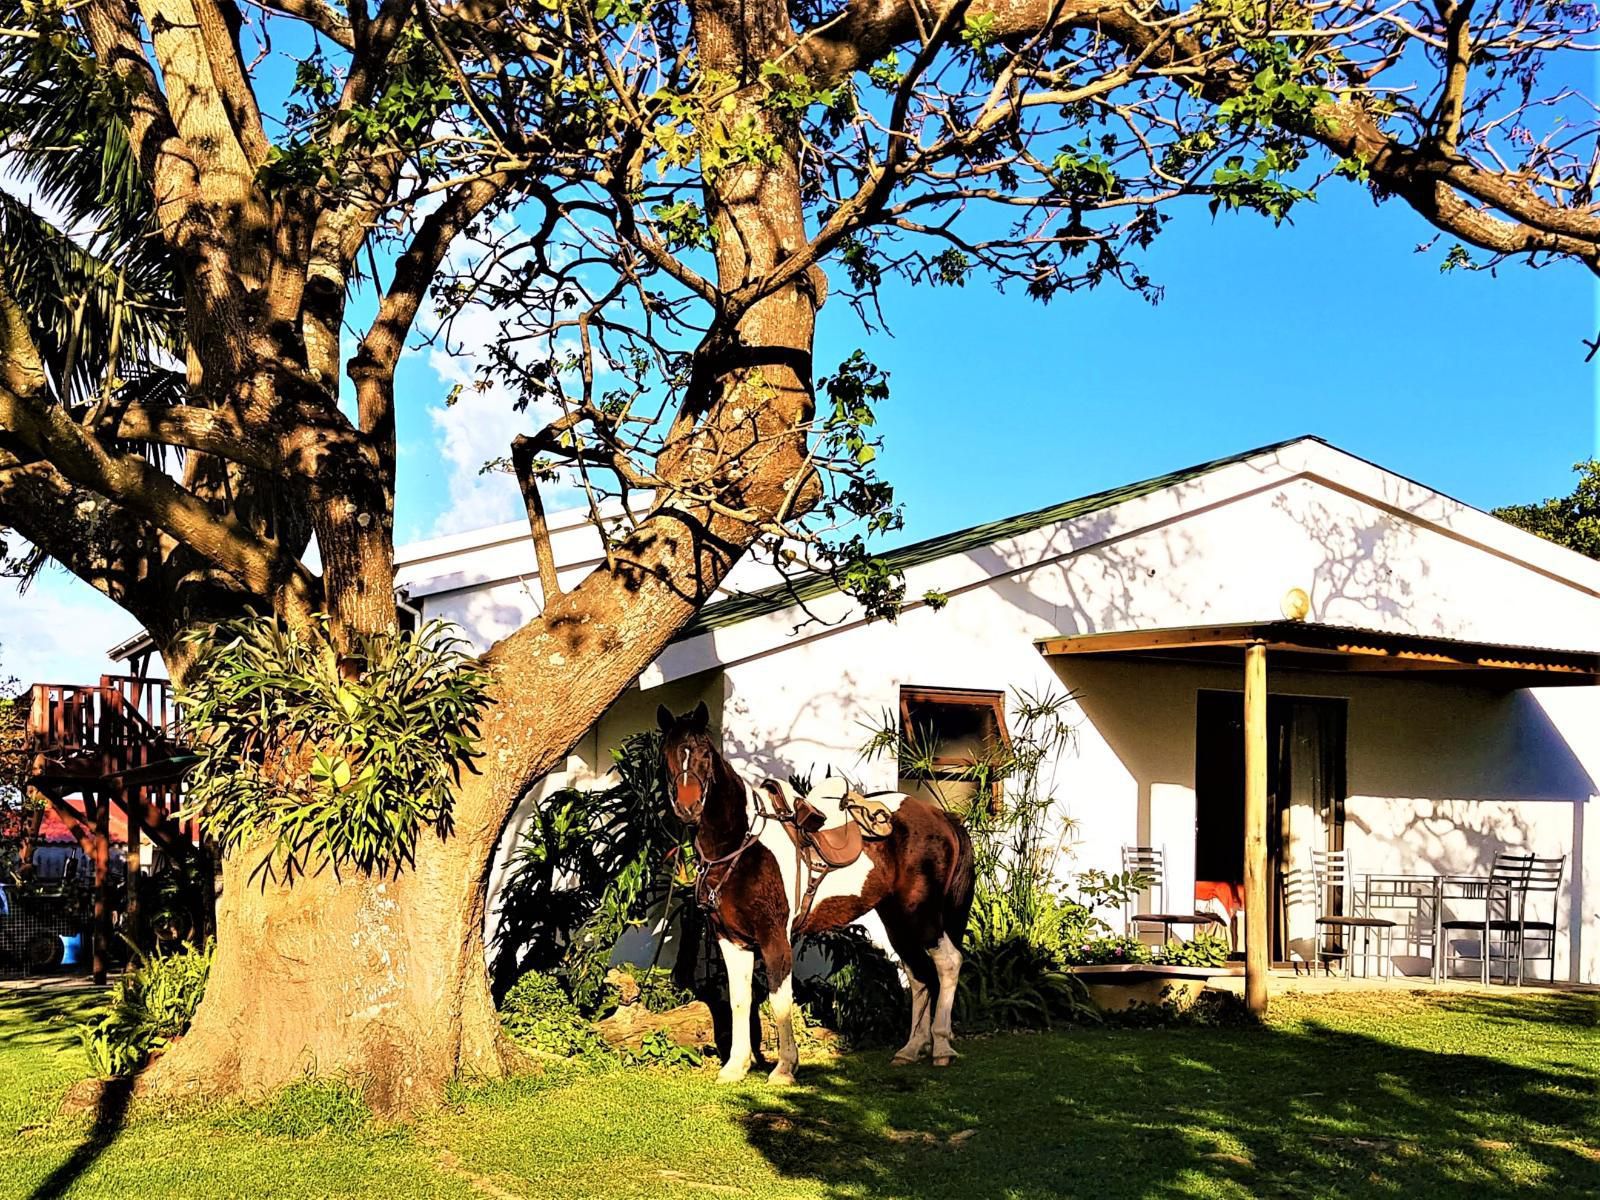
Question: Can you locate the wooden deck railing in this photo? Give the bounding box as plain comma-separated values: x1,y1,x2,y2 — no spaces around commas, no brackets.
26,676,180,771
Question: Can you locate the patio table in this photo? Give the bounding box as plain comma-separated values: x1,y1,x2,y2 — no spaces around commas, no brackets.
1360,873,1517,984
1360,873,1438,981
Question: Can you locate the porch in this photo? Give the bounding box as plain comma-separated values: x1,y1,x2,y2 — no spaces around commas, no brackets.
1037,620,1600,1014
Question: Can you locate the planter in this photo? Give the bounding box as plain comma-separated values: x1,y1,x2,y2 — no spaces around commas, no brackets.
1067,963,1241,1014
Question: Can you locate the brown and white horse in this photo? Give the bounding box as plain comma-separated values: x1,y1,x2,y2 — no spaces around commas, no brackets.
659,703,975,1083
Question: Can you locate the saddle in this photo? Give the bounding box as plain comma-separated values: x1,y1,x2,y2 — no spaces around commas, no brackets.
760,777,893,868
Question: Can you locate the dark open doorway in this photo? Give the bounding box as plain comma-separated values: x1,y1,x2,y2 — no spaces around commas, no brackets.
1195,690,1347,962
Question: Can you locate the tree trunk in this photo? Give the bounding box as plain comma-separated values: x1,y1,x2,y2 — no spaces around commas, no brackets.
141,821,510,1115
132,0,825,1117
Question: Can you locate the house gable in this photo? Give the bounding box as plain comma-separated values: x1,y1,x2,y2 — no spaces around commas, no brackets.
644,437,1600,687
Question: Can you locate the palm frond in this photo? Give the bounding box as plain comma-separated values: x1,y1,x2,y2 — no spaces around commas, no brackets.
0,1,181,404
0,0,152,248
0,190,181,403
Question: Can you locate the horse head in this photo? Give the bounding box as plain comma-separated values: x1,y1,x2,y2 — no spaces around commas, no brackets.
658,701,715,823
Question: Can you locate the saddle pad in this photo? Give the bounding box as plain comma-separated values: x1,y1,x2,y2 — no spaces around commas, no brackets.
802,777,853,830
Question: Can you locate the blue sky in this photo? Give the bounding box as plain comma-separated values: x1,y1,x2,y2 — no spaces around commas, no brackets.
391,174,1597,548
4,47,1597,686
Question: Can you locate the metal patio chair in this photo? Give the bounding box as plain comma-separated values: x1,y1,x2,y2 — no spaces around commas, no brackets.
1438,851,1532,984
1121,846,1225,945
1307,849,1397,978
1441,853,1564,985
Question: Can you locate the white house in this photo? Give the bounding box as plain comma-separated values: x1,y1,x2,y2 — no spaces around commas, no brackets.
148,436,1600,983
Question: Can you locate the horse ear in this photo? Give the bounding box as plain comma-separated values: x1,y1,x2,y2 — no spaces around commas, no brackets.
691,700,710,731
657,704,674,732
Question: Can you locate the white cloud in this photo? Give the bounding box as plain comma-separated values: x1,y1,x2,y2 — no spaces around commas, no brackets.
420,303,588,537
0,570,143,688
412,210,624,537
425,344,536,535
420,297,581,535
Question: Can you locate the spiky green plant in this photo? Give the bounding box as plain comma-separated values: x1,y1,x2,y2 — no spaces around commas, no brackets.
178,617,489,877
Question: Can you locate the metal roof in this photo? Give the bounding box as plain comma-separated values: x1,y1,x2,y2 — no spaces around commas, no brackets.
1036,621,1600,686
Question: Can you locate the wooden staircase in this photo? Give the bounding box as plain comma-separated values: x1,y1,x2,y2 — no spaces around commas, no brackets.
24,676,204,981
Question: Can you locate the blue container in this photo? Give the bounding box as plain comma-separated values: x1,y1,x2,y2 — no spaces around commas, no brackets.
59,933,83,966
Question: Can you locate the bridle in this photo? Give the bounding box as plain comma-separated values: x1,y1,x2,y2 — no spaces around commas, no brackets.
666,733,833,924
666,733,772,914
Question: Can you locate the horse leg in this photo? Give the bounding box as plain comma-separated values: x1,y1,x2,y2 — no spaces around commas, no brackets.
718,936,756,1083
893,971,933,1067
930,933,963,1067
883,921,937,1066
760,935,798,1085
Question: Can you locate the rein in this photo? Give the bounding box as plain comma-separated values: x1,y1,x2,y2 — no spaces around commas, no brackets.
689,775,837,934
689,769,778,914
693,829,761,912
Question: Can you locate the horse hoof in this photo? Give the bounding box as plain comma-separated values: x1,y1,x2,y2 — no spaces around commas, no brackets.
717,1062,753,1084
890,1054,921,1067
932,1054,957,1068
767,1065,797,1086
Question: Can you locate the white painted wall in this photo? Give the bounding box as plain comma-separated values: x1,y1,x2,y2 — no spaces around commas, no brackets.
396,502,791,641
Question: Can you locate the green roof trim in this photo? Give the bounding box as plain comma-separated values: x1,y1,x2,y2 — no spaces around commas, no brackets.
677,434,1323,641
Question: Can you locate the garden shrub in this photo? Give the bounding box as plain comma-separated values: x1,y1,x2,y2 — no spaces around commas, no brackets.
606,964,693,1014
1066,934,1155,966
79,940,212,1078
179,617,489,877
1157,929,1232,968
622,1029,703,1069
491,730,702,1007
499,969,612,1059
956,933,1094,1029
796,925,907,1046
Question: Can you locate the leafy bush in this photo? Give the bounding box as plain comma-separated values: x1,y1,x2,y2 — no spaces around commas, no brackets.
796,925,906,1047
956,934,1094,1029
79,941,212,1077
1157,929,1233,968
491,730,701,1007
499,970,612,1059
179,617,489,876
606,965,693,1014
623,1029,703,1069
80,1018,146,1079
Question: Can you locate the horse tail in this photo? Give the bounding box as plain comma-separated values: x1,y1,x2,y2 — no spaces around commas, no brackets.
943,814,976,946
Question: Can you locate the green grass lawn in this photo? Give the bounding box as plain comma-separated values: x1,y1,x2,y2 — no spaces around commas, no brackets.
1,987,1597,1199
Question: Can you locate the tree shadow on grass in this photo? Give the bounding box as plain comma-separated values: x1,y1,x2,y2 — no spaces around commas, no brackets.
0,990,132,1200
0,991,105,1048
731,1018,1600,1199
24,1076,132,1200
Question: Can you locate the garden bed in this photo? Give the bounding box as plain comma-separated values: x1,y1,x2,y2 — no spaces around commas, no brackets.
1068,963,1243,1013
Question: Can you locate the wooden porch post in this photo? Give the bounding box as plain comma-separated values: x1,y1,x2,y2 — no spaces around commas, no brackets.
1244,641,1269,1017
124,788,142,954
91,790,111,985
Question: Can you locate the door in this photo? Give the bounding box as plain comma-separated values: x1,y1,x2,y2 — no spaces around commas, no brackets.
1194,691,1347,963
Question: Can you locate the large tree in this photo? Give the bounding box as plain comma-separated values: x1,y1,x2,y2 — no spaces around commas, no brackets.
1,0,1596,1112
1495,461,1600,560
